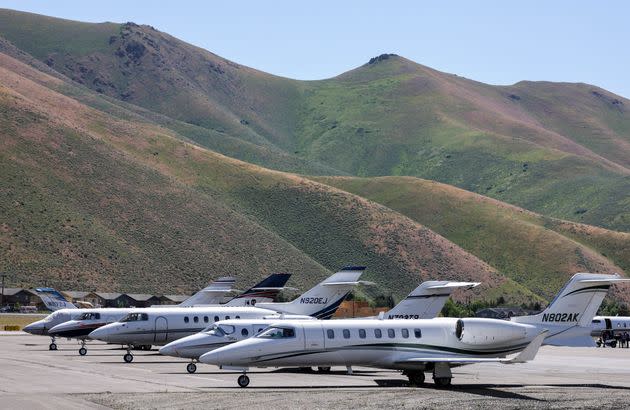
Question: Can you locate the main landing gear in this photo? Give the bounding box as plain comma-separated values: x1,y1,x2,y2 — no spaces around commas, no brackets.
186,362,197,374
237,373,250,388
404,370,425,386
432,362,452,388
404,363,452,388
49,336,57,351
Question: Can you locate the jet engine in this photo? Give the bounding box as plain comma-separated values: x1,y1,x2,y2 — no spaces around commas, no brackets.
455,318,532,345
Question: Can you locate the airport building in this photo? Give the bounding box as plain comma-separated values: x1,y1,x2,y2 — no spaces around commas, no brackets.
1,288,191,311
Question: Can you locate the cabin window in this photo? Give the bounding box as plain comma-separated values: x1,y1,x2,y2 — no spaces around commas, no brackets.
193,316,199,323
236,316,241,319
414,328,422,338
327,329,335,339
402,329,409,338
225,316,230,320
241,328,249,337
592,320,601,324
343,329,351,339
359,329,366,339
204,316,209,323
388,329,395,338
184,316,189,323
214,316,219,322
374,329,382,339
258,326,295,339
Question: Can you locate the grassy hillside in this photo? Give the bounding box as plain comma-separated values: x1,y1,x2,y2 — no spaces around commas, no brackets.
0,50,539,304
1,9,629,232
296,58,630,231
316,176,630,302
0,9,628,307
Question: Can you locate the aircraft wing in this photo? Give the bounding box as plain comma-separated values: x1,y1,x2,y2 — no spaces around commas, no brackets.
396,330,547,365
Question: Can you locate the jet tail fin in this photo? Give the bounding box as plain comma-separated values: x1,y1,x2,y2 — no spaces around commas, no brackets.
177,277,236,307
511,273,630,346
257,266,366,319
385,281,479,319
35,288,76,311
224,273,292,306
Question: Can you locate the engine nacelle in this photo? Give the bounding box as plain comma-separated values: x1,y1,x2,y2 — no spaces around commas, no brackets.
456,318,532,345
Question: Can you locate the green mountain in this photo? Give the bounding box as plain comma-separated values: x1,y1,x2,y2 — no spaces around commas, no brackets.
0,48,537,302
1,9,628,232
0,8,628,306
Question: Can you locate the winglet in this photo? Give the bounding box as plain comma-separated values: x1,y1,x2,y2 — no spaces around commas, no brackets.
507,330,548,363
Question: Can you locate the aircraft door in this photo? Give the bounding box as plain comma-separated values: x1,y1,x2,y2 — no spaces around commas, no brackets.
154,316,168,343
303,324,325,350
605,318,612,329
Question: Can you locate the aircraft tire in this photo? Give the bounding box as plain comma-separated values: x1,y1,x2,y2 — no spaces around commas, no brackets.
124,353,134,363
408,372,425,386
187,363,197,374
79,347,87,356
49,343,57,351
434,377,452,388
317,366,331,373
237,375,250,388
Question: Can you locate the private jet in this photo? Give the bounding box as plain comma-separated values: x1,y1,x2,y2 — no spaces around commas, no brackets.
200,273,627,388
159,280,479,373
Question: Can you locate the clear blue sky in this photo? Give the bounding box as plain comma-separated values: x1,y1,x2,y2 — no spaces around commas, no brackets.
1,0,628,97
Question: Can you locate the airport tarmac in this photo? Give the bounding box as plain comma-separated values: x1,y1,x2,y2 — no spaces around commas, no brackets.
1,333,630,409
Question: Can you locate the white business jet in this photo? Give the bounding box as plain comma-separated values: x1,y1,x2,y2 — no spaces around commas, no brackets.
159,280,479,373
89,266,367,363
199,273,627,388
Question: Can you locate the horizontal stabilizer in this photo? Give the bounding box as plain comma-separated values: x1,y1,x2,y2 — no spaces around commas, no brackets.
426,282,480,290
578,278,630,283
322,280,373,286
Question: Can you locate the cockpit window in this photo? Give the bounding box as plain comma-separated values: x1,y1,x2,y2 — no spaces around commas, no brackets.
257,326,295,339
218,324,235,335
46,311,60,322
121,313,149,322
203,324,225,337
78,312,101,320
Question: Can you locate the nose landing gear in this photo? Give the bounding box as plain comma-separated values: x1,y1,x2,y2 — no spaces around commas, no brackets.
123,345,134,363
49,337,57,351
78,340,87,356
237,373,250,388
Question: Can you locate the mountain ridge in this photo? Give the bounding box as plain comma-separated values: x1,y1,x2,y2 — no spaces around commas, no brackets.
0,8,628,307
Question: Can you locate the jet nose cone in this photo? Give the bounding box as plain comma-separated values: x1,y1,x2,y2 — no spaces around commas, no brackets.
199,350,220,365
23,320,46,335
159,343,177,357
88,326,108,341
